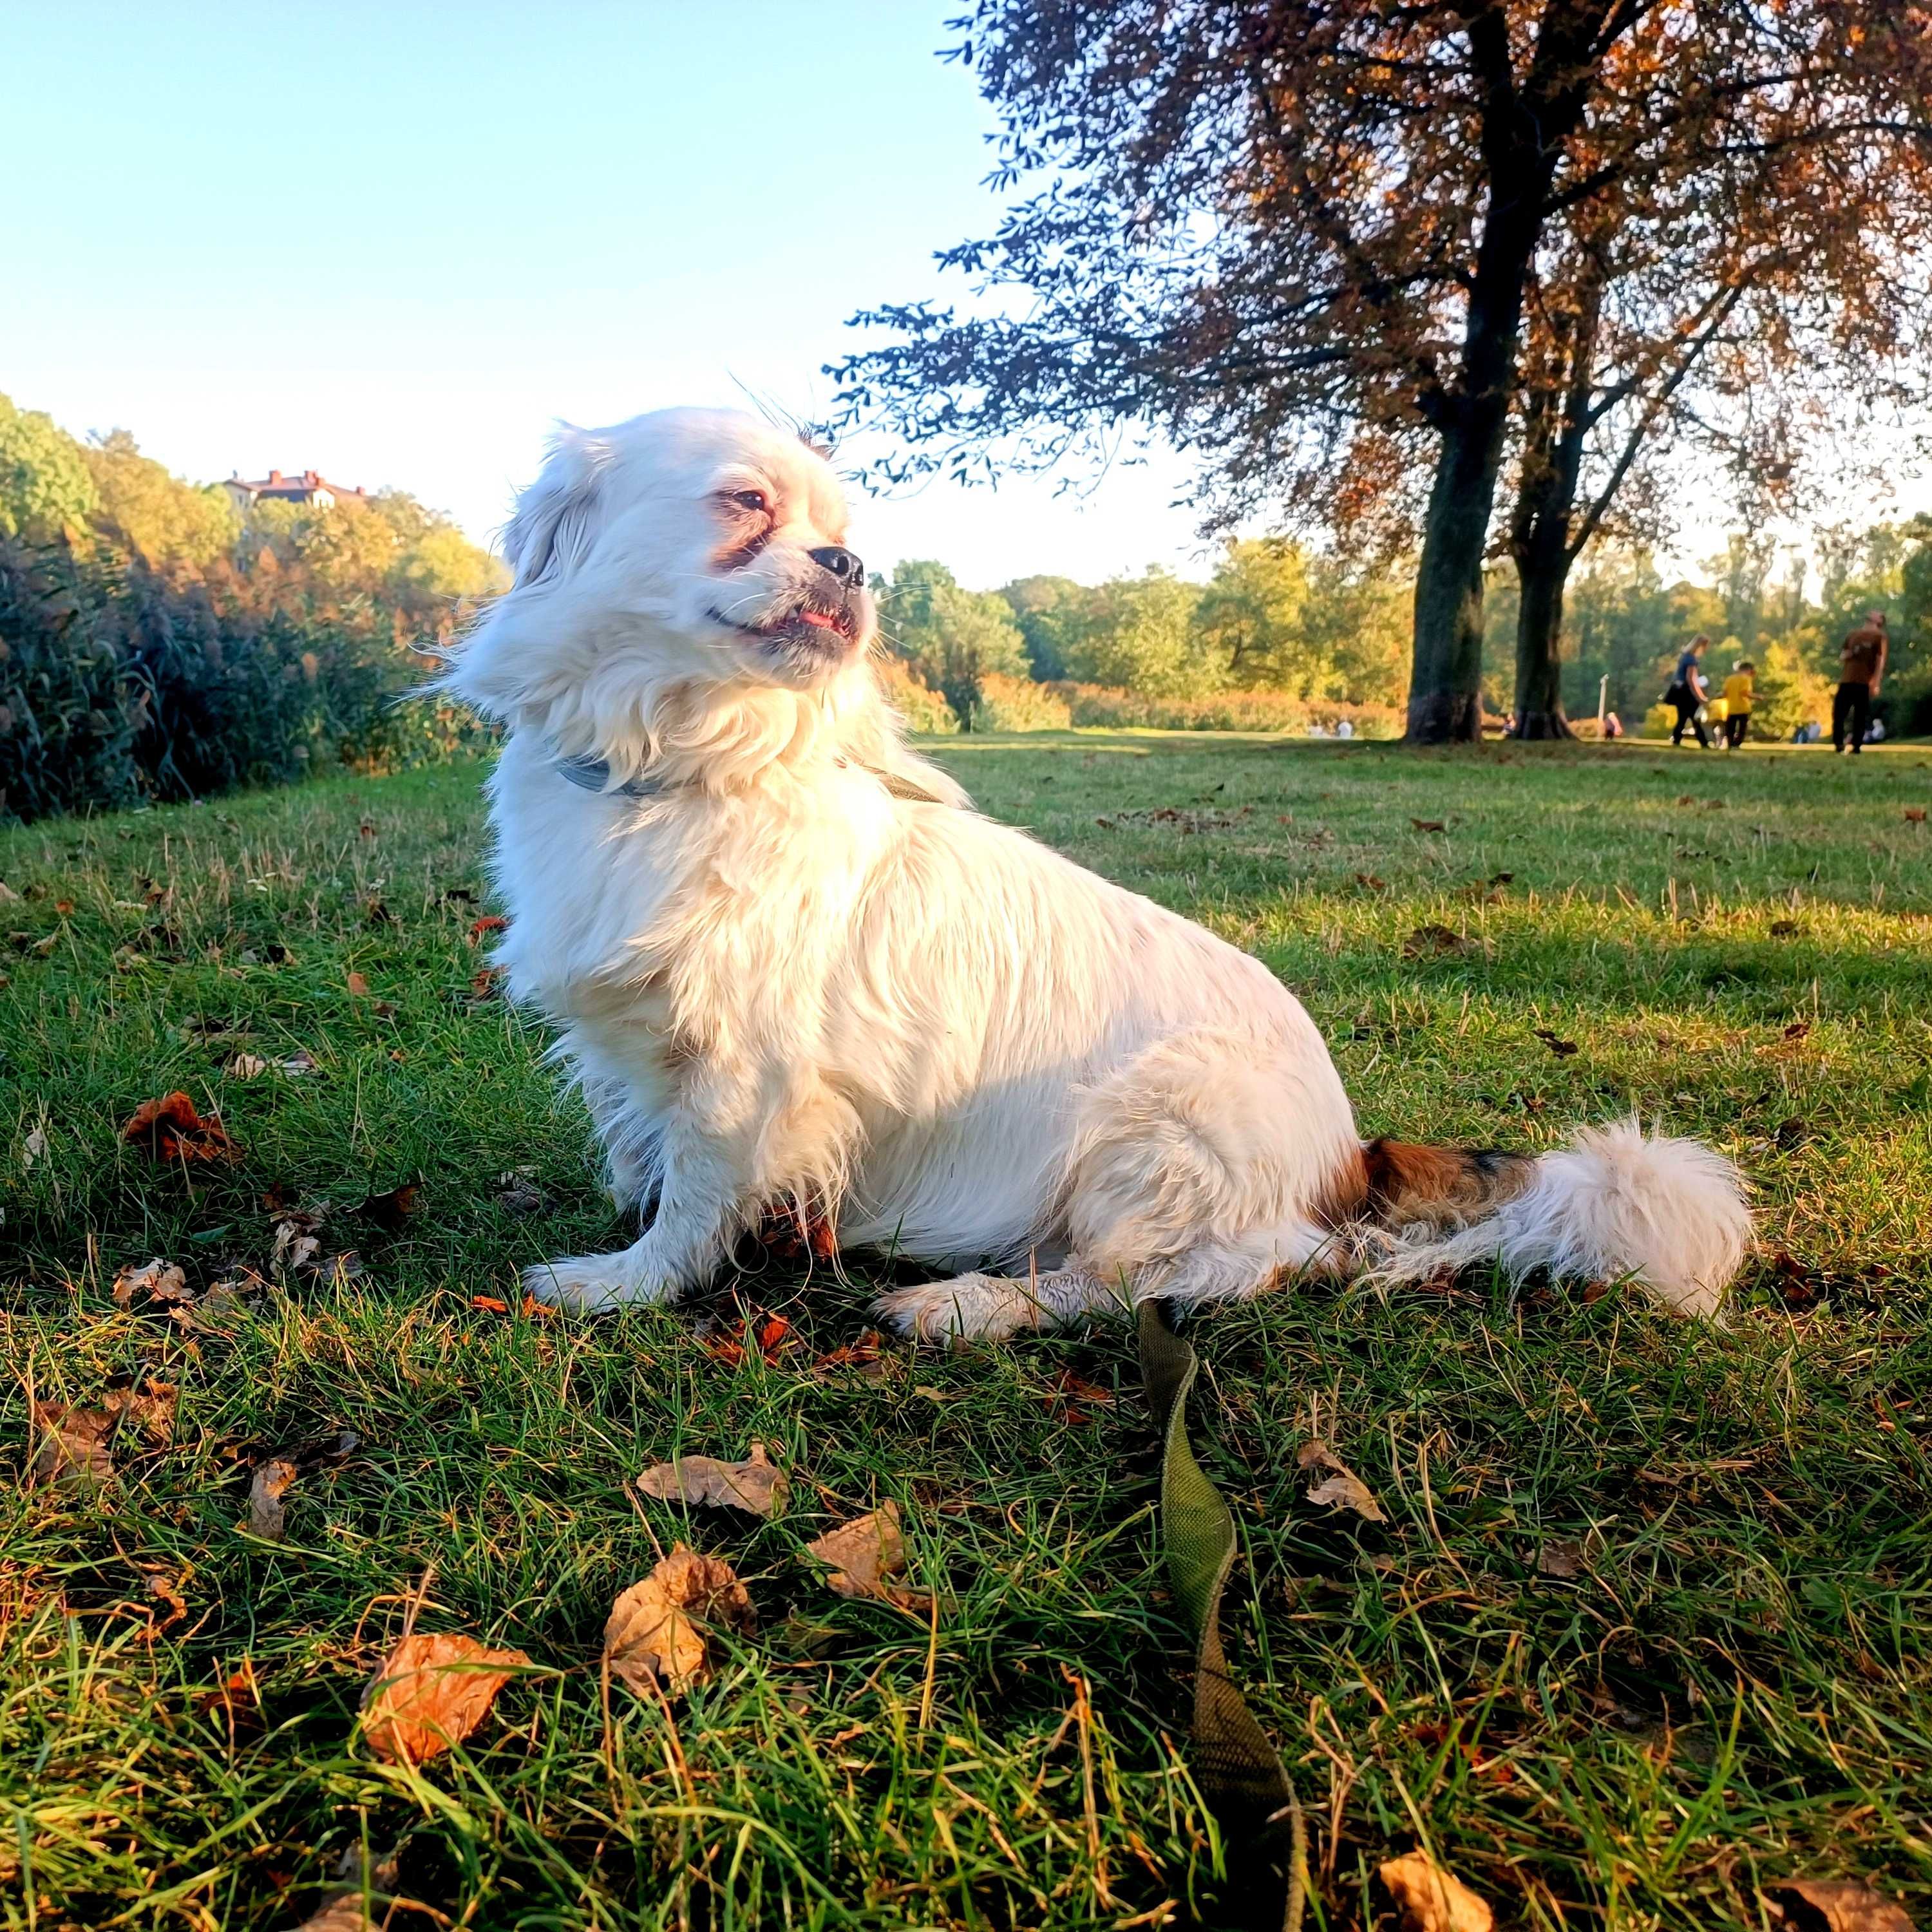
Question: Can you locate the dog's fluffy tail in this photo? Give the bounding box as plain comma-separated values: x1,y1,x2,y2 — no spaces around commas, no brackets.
1338,1120,1750,1318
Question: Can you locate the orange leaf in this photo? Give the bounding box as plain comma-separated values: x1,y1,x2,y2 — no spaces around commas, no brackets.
121,1092,242,1164
468,915,507,942
360,1632,531,1763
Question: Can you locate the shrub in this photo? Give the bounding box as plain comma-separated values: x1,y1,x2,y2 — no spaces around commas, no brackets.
971,672,1074,732
1050,681,1403,737
875,655,960,735
0,540,494,822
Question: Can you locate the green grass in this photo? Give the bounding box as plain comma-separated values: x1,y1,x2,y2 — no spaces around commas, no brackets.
2,732,1929,1931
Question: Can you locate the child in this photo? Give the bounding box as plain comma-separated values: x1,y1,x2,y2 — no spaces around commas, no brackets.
1721,660,1754,748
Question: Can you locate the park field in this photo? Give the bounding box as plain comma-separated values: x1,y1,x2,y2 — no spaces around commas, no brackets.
2,732,1930,1931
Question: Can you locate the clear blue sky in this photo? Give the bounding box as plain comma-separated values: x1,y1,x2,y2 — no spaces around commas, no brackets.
3,0,1204,587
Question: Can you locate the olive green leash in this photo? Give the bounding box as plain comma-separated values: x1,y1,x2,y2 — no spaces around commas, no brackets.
1138,1298,1307,1932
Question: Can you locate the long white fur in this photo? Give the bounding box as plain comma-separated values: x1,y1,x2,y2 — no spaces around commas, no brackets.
1368,1121,1752,1320
445,407,1752,1338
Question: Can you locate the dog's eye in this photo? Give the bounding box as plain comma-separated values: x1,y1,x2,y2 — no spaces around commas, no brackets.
728,489,769,515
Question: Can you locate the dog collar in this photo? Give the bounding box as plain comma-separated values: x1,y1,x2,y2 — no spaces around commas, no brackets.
549,746,954,808
551,753,670,799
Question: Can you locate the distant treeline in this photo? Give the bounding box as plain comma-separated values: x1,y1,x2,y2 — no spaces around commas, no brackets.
883,520,1932,741
1,392,505,822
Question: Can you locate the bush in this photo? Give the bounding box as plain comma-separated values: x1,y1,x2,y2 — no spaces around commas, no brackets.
0,540,494,822
971,672,1074,732
1748,641,1832,743
1050,681,1404,737
875,656,960,735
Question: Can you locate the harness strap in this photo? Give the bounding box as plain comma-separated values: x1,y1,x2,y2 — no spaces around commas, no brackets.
1139,1298,1307,1932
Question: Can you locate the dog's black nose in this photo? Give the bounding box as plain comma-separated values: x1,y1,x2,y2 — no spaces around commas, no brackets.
808,545,865,589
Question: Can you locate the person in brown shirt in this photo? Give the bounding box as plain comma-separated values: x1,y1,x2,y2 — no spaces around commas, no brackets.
1833,611,1888,754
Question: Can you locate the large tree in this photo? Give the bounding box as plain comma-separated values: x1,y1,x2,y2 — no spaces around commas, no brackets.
1502,83,1932,737
832,1,1932,743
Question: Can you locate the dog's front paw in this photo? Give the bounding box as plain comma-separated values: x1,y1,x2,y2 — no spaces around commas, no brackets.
874,1273,1030,1343
524,1255,673,1314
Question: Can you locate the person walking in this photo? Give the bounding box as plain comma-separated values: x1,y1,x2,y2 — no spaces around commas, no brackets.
1833,611,1888,754
1665,635,1712,748
1721,659,1754,749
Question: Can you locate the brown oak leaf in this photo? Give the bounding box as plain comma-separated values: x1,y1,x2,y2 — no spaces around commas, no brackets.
122,1091,241,1163
360,1632,531,1763
604,1545,755,1696
636,1442,789,1517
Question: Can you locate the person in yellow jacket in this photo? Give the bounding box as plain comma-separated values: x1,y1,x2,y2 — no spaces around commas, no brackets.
1721,660,1754,749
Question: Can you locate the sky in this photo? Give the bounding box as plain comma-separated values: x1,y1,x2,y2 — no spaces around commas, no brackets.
1,1,1210,589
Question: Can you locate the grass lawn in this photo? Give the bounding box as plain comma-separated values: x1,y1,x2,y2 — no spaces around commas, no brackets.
2,730,1930,1931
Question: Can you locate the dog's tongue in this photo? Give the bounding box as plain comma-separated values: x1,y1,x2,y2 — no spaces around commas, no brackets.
797,609,840,632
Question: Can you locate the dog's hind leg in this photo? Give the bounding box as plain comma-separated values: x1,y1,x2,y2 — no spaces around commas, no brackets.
876,1027,1361,1341
875,1265,1121,1341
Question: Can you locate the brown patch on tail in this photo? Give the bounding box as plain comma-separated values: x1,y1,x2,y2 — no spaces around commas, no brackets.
1318,1140,1537,1233
1364,1139,1536,1229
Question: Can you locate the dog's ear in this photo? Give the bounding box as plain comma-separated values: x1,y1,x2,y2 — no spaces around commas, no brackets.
504,426,611,589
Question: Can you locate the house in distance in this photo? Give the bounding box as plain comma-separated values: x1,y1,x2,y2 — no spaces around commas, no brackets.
222,468,369,514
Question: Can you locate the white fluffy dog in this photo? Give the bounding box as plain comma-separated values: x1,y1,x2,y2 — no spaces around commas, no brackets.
446,408,1752,1337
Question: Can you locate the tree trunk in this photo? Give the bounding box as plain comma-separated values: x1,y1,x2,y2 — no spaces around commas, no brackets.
1405,196,1546,744
1408,415,1499,743
1511,532,1574,738
1506,256,1604,741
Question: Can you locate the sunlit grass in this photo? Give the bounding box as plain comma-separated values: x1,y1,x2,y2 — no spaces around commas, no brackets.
1,732,1927,1929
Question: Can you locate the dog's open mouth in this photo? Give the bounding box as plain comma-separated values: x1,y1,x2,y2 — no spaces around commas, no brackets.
708,601,858,650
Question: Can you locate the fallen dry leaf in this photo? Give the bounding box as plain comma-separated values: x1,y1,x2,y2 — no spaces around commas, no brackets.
361,1631,531,1763
1410,817,1447,833
752,1197,838,1260
1904,808,1926,825
346,970,372,997
113,1257,191,1309
1044,1368,1116,1425
1770,919,1800,937
1298,1440,1388,1523
1403,923,1470,961
1354,871,1388,893
703,1312,795,1367
1379,1849,1493,1932
804,1502,932,1610
1768,1879,1914,1932
605,1544,755,1697
357,1182,421,1231
122,1091,242,1163
270,1202,330,1274
247,1457,299,1539
812,1331,887,1376
0,880,18,902
293,1893,379,1932
194,1658,262,1730
102,1378,176,1445
26,1401,117,1490
22,1124,46,1168
1532,1027,1579,1058
636,1442,790,1517
1538,1539,1585,1579
468,914,507,943
279,1051,320,1078
227,1051,270,1079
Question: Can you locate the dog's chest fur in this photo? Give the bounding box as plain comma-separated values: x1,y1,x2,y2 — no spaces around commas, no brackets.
486,735,893,1091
